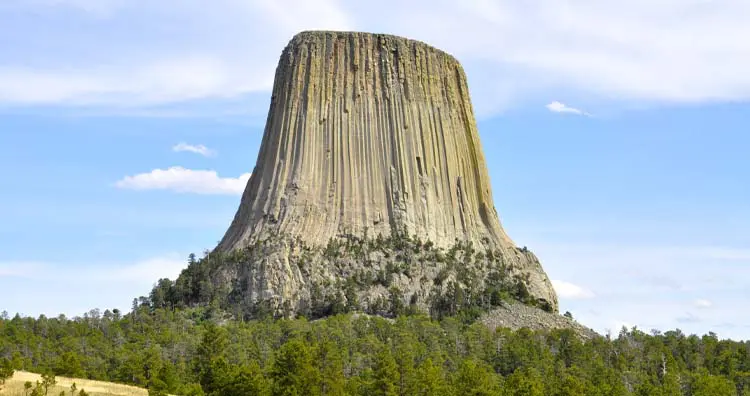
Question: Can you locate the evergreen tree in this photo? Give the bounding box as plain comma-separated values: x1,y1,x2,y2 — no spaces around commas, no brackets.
692,371,736,396
453,359,501,396
414,358,448,396
503,367,544,396
0,357,13,385
371,349,398,396
270,338,320,396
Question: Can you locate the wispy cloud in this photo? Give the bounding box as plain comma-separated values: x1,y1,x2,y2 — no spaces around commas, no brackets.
551,279,595,299
172,142,216,157
0,0,349,108
114,167,250,195
676,312,702,324
546,101,591,116
3,1,750,114
0,58,272,106
694,299,713,309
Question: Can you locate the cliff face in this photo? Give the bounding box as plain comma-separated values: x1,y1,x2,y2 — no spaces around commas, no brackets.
211,31,558,314
218,31,512,251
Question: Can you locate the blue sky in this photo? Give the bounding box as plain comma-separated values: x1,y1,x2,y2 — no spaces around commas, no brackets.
1,0,749,339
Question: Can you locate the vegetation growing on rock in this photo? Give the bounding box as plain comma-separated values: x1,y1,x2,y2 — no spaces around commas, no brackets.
152,228,551,323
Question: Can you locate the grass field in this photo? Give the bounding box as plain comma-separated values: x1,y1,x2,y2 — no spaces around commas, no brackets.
0,371,150,396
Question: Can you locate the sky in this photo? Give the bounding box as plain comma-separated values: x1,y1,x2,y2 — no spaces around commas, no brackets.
1,0,749,339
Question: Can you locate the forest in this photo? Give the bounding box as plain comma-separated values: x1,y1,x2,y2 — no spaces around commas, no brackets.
1,302,749,396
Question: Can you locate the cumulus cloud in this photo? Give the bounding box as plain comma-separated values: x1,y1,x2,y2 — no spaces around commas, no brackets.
552,280,595,299
546,101,591,116
172,142,216,157
3,1,750,114
114,167,250,195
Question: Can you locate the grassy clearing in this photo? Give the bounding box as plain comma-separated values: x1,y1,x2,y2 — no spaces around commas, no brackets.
0,371,149,396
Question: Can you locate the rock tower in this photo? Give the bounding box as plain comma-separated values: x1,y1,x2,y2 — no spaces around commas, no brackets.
212,31,558,315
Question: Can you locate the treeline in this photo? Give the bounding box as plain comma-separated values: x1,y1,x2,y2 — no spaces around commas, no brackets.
1,306,750,395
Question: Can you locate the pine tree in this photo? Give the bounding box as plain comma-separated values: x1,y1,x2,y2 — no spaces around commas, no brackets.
317,341,345,396
453,359,501,396
371,349,398,396
0,357,13,385
271,338,320,396
414,358,448,396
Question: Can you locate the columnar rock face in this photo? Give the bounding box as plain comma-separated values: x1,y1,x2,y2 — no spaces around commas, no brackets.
213,31,558,314
219,31,512,251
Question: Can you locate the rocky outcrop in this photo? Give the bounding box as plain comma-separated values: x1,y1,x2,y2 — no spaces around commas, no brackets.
211,31,558,315
480,302,599,339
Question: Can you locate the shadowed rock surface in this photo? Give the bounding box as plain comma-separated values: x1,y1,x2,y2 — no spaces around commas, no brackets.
203,31,558,317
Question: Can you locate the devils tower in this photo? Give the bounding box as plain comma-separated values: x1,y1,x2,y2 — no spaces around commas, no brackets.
219,30,514,252
180,31,558,318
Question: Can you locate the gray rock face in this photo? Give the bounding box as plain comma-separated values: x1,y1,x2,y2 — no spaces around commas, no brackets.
215,31,558,313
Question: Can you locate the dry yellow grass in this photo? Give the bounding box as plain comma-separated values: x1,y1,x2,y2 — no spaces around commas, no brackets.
0,371,149,396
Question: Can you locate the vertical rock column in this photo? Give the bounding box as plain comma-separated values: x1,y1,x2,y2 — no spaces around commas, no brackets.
218,31,515,250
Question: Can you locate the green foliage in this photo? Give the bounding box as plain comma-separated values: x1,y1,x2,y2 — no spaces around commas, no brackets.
270,338,319,396
2,307,750,396
0,357,13,385
691,371,736,396
370,349,398,396
454,359,502,396
160,231,550,322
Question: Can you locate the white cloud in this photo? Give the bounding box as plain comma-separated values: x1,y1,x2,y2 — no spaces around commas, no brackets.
694,299,713,309
551,279,595,299
173,142,216,157
0,0,349,107
0,57,273,106
546,101,591,116
3,1,750,114
115,167,250,195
